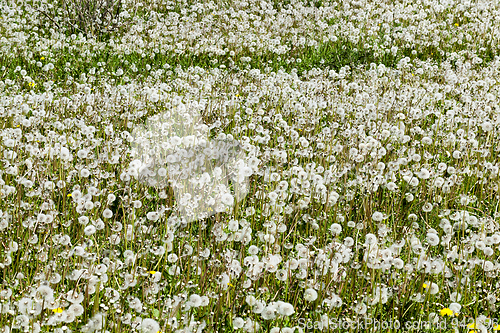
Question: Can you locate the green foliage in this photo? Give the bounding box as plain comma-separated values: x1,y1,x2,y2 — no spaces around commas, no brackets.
36,0,123,40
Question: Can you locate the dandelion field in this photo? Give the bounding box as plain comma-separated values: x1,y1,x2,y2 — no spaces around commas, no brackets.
1,0,500,332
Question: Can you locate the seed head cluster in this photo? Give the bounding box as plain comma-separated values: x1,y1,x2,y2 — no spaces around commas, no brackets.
0,0,500,332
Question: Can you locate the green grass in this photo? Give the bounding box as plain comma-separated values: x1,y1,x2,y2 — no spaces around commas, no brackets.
1,0,500,332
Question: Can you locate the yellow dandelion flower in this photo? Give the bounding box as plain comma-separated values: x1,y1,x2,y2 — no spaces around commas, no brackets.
67,193,72,197
149,271,156,275
227,282,234,287
41,57,45,60
467,322,477,329
439,308,453,316
455,23,459,26
52,307,63,313
423,283,428,289
493,324,500,331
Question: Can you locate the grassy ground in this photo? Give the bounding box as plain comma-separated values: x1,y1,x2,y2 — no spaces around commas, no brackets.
1,0,500,332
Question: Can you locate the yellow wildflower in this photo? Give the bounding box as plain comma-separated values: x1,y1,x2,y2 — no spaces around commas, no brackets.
41,57,45,60
149,271,156,275
439,308,453,316
455,23,459,26
52,307,63,313
467,322,477,329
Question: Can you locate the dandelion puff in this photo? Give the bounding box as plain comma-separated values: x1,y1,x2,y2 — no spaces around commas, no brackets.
244,318,260,333
422,137,433,145
261,306,276,320
450,292,462,302
17,298,34,316
484,247,494,256
75,216,88,226
77,149,88,159
248,245,259,255
146,211,159,221
482,121,493,131
63,311,76,323
278,302,295,316
80,168,90,177
221,192,234,206
304,288,318,302
423,282,439,295
344,237,355,247
140,318,160,333
14,314,30,328
409,177,419,186
252,301,265,314
418,168,430,179
103,208,113,219
353,302,367,315
422,203,433,213
189,294,202,307
233,317,245,329
329,223,342,235
426,233,439,246
392,258,404,269
84,225,96,236
386,182,398,191
35,285,54,302
66,290,84,304
245,295,257,307
107,194,116,203
484,260,494,271
405,193,414,202
69,303,84,316
365,233,378,245
449,303,461,314
372,211,384,222
276,269,288,281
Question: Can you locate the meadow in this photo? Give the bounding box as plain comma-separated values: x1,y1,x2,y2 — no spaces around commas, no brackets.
0,0,500,332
